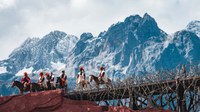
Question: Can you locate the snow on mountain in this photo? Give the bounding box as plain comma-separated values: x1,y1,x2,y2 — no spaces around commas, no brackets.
51,61,66,71
1,31,78,74
186,20,200,37
155,30,200,70
10,37,40,58
0,67,7,74
0,30,79,95
55,34,78,56
15,67,33,76
50,61,67,76
64,13,169,78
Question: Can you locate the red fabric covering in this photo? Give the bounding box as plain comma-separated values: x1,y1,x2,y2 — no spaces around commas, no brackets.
106,106,134,112
0,90,102,112
0,90,172,112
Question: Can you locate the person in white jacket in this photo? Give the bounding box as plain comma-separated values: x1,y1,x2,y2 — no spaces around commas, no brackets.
77,67,86,81
98,66,106,82
38,72,45,88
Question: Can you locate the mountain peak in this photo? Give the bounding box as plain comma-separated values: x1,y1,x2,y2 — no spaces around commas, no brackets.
186,20,200,37
141,13,157,25
187,20,200,28
44,30,67,40
143,13,153,20
50,30,67,35
136,13,163,42
80,32,93,41
124,14,142,24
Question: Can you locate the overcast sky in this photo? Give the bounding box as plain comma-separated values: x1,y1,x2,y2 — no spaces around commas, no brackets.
0,0,199,60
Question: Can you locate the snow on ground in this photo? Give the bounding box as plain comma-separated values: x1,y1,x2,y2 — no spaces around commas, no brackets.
15,67,33,76
0,67,7,74
51,61,66,71
51,61,76,78
51,61,67,76
163,35,174,49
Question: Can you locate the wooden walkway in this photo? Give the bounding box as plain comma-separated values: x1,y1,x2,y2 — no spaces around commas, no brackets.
64,76,200,101
64,75,200,111
64,76,200,111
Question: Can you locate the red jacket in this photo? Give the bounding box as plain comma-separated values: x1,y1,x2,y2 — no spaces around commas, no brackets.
21,76,31,84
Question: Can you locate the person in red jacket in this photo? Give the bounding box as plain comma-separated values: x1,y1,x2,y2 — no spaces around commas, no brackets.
21,72,31,90
45,73,51,89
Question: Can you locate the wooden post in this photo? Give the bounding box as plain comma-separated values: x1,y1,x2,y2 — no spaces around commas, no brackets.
160,95,163,107
132,96,139,110
176,79,186,112
117,99,120,106
193,84,197,112
129,89,133,109
128,91,139,110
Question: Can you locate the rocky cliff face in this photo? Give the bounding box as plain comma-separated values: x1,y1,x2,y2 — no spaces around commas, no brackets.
155,30,200,69
186,20,200,37
65,13,168,78
4,31,78,74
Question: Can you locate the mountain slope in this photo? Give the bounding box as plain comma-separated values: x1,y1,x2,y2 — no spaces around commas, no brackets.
155,30,200,70
0,31,78,79
186,20,200,37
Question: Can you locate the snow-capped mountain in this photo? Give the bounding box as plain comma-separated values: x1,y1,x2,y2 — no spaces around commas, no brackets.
0,13,200,95
65,13,167,78
155,30,200,70
64,14,199,79
186,20,200,37
0,31,78,79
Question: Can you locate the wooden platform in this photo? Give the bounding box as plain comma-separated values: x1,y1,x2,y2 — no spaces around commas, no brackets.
64,76,200,101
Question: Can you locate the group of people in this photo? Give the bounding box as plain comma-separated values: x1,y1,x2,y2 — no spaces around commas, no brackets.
20,66,106,90
21,70,67,90
77,66,106,81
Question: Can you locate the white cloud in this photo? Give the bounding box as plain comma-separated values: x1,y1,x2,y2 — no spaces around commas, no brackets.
0,0,15,9
70,0,88,9
0,0,200,60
